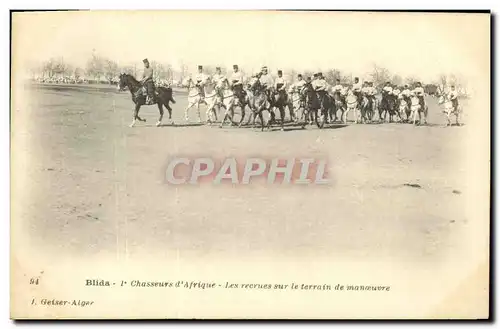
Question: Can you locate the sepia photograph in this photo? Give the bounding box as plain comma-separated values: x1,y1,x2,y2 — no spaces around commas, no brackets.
10,10,490,319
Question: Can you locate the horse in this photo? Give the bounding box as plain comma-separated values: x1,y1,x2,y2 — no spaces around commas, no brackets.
344,89,360,124
378,92,398,123
183,77,207,123
409,95,428,125
247,77,272,131
117,73,176,127
438,94,461,126
288,86,305,123
218,78,249,127
398,97,411,122
332,90,347,124
268,87,288,131
199,77,223,125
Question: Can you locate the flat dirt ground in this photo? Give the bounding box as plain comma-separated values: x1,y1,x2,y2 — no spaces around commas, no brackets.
12,84,470,264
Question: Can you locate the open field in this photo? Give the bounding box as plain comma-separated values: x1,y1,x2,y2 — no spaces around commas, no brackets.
12,83,470,263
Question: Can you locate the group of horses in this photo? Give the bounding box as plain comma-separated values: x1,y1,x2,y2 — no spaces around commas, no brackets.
117,73,462,130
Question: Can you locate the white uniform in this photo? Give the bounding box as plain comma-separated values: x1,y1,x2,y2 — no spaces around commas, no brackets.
449,90,458,100
413,86,424,96
312,79,327,91
275,76,287,91
195,72,208,85
352,81,362,92
383,86,393,94
332,84,343,93
259,73,274,90
392,88,401,97
212,73,225,85
294,79,306,90
401,88,411,98
231,71,244,86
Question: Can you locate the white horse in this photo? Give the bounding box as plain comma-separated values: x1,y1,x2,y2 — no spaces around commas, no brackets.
409,95,428,125
183,77,207,123
438,94,461,126
217,78,241,127
344,89,359,124
288,86,304,123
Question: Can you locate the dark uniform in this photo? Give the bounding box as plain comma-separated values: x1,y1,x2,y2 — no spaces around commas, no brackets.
142,58,154,104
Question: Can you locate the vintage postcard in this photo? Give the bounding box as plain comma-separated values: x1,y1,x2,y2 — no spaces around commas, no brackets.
10,10,490,319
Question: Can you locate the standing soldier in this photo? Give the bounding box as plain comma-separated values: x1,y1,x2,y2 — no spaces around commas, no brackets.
141,58,154,104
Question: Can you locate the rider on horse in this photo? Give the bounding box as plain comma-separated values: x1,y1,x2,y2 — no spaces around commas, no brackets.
195,65,208,101
352,77,363,106
448,85,459,111
230,64,246,105
212,67,225,98
401,84,411,105
259,66,274,103
362,81,376,109
311,72,328,104
274,70,288,102
413,82,426,110
141,58,155,105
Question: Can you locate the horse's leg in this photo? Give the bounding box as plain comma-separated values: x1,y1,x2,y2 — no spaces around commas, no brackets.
130,104,140,127
185,101,194,122
279,106,285,131
156,103,164,127
238,105,246,127
260,111,266,132
164,102,173,124
205,100,214,125
196,102,202,123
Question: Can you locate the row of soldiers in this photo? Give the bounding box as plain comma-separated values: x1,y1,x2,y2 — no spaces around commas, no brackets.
182,63,459,110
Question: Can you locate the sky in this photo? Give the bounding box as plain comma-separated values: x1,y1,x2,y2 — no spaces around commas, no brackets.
12,11,490,83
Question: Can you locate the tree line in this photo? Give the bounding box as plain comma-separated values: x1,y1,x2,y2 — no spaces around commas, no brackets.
29,52,466,92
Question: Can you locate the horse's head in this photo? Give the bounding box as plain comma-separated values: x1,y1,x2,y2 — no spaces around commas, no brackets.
249,76,262,93
437,94,447,104
117,73,130,91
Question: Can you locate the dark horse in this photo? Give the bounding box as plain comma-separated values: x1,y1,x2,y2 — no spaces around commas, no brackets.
303,83,333,128
117,73,176,127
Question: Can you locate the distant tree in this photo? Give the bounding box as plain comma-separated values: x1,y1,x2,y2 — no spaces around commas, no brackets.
103,59,119,83
73,67,84,80
391,74,403,86
86,50,104,81
340,73,353,86
325,69,341,85
405,76,418,88
370,64,391,87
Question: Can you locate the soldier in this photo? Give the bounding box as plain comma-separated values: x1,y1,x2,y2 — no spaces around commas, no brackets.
449,85,459,112
195,65,208,100
413,82,425,110
352,77,363,105
259,66,274,100
274,70,287,92
141,58,154,104
293,74,306,91
212,67,226,98
230,64,245,105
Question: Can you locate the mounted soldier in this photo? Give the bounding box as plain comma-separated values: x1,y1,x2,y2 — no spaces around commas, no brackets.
352,77,363,106
141,58,155,105
259,66,274,103
195,65,208,101
230,64,246,106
